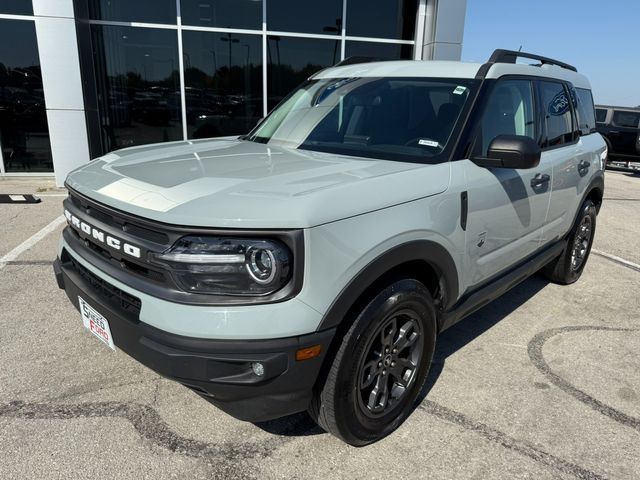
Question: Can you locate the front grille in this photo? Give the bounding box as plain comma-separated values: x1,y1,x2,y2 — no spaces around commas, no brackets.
69,192,170,245
63,249,141,319
67,227,166,284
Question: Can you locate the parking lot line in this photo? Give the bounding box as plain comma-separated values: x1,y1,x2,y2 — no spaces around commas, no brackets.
0,215,65,271
592,249,640,273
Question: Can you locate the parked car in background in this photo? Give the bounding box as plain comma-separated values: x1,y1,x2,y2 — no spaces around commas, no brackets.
595,105,640,169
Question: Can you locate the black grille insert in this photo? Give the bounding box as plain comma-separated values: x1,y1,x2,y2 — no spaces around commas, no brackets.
67,227,166,284
62,249,141,319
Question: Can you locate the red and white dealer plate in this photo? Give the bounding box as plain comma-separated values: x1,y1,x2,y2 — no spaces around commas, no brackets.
78,296,115,350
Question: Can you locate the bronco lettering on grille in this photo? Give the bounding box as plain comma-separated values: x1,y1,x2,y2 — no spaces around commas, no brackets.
64,209,142,259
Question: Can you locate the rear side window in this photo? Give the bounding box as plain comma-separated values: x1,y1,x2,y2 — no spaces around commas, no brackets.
476,79,536,156
538,81,573,147
612,110,640,128
573,88,597,135
595,108,607,123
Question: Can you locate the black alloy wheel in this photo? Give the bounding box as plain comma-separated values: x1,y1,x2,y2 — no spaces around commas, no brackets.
308,279,437,446
356,311,424,418
570,214,593,272
543,199,597,284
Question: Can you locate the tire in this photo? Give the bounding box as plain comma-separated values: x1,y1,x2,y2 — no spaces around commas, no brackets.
543,199,597,284
308,279,437,446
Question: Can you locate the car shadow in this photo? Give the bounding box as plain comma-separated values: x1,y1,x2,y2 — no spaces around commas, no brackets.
253,410,325,437
253,274,550,438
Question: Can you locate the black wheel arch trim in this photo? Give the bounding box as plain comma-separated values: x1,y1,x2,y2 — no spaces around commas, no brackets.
315,240,459,332
576,172,604,221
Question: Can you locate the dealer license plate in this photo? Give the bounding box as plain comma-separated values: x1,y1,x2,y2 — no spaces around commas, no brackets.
78,296,115,350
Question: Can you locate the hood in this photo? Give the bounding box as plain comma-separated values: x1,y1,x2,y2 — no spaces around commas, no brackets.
66,138,450,228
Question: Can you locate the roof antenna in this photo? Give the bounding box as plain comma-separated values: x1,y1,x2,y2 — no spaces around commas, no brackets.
518,45,523,52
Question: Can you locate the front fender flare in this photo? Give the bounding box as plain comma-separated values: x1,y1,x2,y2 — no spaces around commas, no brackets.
315,240,459,332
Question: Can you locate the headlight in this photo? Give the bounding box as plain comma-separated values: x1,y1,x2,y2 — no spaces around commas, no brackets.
152,236,292,296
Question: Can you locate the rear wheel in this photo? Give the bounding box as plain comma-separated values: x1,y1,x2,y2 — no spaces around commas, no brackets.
543,199,597,284
309,279,437,446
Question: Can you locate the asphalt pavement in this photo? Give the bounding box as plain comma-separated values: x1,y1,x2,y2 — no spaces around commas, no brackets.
0,171,639,480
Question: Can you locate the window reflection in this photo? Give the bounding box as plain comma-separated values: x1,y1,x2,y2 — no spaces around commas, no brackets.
91,25,183,152
267,36,340,111
182,31,263,139
539,81,573,147
88,0,176,24
0,1,33,15
0,20,52,173
267,0,342,35
345,41,413,60
181,0,262,30
347,0,418,40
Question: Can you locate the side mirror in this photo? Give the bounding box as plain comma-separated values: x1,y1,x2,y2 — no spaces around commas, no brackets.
473,134,541,169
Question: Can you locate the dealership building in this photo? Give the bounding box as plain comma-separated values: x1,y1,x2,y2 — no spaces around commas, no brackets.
0,0,466,185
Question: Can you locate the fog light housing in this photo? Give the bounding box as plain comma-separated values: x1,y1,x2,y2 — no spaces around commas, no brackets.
251,362,265,377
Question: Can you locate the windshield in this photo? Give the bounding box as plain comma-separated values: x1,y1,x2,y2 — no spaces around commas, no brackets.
245,77,478,163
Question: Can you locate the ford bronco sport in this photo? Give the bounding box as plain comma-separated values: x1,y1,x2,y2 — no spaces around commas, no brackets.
54,49,606,446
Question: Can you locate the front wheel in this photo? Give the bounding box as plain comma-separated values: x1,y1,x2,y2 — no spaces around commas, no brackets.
543,199,597,284
309,279,437,446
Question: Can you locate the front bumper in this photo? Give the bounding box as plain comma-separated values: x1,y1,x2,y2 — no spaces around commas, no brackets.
54,254,335,422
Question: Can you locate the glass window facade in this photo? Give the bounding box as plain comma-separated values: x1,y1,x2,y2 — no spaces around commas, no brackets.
345,41,413,60
183,31,262,138
347,0,418,40
79,0,419,156
268,36,341,110
90,25,183,152
267,0,343,35
181,0,262,30
0,19,52,173
88,0,176,24
0,1,33,15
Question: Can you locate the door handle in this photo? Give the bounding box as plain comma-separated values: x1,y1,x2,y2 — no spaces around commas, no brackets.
531,173,550,189
578,160,590,176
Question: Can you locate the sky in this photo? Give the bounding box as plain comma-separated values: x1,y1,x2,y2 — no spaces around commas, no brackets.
461,0,638,107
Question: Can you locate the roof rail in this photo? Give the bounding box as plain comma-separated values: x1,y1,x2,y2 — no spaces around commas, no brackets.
333,56,381,67
488,49,577,72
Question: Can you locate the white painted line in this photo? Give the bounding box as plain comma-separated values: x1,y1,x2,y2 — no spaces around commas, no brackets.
0,215,66,271
33,193,68,197
592,249,640,273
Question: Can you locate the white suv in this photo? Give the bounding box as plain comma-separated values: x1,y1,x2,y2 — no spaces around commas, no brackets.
54,49,606,445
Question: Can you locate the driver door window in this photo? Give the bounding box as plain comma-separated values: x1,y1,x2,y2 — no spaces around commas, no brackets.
476,79,536,156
